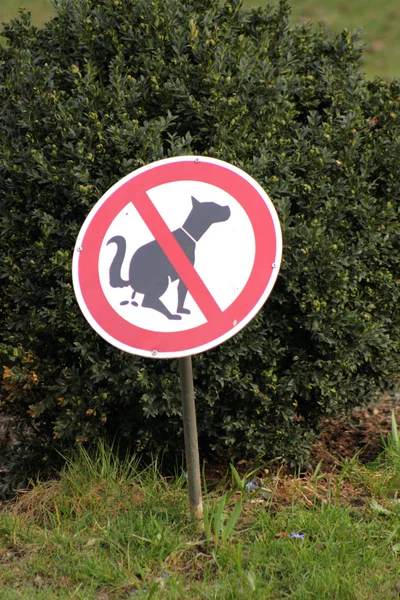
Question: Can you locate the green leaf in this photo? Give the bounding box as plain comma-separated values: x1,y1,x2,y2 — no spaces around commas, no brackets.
222,499,243,543
213,496,227,545
370,499,392,516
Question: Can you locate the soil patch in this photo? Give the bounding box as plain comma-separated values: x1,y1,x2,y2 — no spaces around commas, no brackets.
312,394,400,465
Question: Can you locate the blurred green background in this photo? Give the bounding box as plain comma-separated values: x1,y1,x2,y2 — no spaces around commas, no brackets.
0,0,399,80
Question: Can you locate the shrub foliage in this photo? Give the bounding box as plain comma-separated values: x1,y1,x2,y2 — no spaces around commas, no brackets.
1,0,399,490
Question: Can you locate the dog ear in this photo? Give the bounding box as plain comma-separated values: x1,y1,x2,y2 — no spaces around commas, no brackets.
191,196,200,207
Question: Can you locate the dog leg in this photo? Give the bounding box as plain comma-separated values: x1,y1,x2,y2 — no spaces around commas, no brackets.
177,280,191,315
142,294,182,320
131,290,138,306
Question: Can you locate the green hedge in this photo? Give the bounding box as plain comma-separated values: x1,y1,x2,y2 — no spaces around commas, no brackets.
1,0,399,491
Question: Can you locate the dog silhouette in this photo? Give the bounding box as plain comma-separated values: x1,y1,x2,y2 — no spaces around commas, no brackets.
107,196,231,320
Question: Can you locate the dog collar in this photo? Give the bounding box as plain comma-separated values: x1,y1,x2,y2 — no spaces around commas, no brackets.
181,227,198,243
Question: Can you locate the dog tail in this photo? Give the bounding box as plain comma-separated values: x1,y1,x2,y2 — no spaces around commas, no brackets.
107,235,130,288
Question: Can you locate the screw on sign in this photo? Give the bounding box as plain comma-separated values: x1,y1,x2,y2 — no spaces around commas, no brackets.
72,156,282,523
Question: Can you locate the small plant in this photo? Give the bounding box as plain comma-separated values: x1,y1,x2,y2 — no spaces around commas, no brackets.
380,410,400,463
203,493,243,553
389,410,400,453
202,465,253,554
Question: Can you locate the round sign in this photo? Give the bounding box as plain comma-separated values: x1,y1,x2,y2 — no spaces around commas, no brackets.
72,156,282,358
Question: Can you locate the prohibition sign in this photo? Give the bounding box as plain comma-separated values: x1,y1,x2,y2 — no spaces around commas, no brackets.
72,156,282,358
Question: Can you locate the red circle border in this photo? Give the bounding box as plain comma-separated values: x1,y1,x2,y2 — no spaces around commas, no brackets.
76,160,278,354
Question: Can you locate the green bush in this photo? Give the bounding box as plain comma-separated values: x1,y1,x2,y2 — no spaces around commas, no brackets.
1,0,399,491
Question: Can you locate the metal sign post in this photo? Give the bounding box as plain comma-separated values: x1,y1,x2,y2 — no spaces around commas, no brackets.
179,356,203,523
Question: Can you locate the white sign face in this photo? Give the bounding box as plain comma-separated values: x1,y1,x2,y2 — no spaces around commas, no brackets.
98,180,256,333
73,156,282,358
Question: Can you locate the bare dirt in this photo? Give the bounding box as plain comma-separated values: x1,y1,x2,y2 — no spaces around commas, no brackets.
312,393,400,466
204,393,400,485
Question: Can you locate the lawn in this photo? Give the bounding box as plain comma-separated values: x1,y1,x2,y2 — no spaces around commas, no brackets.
1,0,400,79
0,0,53,29
250,0,400,80
1,434,400,599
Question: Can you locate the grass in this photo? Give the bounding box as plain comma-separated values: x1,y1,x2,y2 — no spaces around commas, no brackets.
1,0,400,80
0,0,53,29
243,0,400,80
1,425,400,599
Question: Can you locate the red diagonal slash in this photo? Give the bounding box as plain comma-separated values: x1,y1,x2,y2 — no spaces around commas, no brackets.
131,190,223,322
